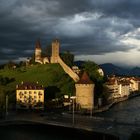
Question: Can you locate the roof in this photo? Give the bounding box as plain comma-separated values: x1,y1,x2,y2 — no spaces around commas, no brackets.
53,38,59,43
35,39,41,49
77,71,93,84
16,82,44,90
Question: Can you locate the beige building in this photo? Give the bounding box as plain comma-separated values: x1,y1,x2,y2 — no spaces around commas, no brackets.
106,77,120,99
72,66,80,74
16,82,44,109
106,76,132,100
118,80,131,97
130,78,140,92
75,72,94,110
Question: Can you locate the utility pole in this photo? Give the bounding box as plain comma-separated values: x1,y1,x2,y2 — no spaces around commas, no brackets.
5,95,8,118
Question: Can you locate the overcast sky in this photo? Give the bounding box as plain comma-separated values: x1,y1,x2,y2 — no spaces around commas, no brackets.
0,0,140,67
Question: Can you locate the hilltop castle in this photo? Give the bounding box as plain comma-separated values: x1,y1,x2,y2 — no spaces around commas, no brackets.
34,39,95,110
34,39,79,82
35,39,60,64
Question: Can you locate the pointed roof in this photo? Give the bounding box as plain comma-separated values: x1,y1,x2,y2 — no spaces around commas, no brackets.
77,71,93,84
35,39,41,49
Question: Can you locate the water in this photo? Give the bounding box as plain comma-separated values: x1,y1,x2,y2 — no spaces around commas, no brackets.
0,123,118,140
95,96,140,123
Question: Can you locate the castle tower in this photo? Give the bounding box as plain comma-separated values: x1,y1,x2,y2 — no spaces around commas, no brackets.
75,72,94,110
51,39,60,63
35,40,42,62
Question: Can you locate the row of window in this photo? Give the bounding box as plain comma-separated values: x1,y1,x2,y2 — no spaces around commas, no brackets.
19,91,43,95
18,99,42,103
19,95,43,99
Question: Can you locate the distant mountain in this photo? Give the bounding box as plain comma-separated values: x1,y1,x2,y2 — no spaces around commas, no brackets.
130,67,140,76
99,63,140,76
99,63,129,75
74,61,140,76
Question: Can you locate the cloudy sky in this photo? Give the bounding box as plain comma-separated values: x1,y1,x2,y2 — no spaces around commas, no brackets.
0,0,140,67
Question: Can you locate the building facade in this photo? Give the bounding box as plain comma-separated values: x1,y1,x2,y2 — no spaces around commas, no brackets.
75,72,94,110
16,82,44,109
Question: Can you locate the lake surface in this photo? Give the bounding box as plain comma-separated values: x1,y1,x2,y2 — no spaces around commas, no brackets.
95,96,140,123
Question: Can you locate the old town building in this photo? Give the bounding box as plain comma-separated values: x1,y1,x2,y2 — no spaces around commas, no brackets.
16,82,44,109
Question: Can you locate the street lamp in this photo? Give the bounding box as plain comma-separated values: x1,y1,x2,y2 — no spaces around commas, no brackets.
70,96,76,126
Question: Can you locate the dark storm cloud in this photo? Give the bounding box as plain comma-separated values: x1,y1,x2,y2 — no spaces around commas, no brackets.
0,0,140,64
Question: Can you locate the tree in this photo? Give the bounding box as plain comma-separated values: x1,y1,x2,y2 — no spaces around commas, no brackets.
81,61,104,101
60,51,74,67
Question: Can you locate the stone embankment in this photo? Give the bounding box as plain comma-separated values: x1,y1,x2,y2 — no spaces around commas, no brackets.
94,92,140,113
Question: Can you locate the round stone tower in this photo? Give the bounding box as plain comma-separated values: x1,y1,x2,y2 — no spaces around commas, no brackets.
35,39,42,62
51,39,60,63
75,72,94,110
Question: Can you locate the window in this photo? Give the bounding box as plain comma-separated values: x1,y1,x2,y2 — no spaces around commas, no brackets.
38,92,42,96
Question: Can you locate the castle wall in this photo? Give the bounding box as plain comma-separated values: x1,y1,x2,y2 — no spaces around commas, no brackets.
58,57,79,82
75,84,94,109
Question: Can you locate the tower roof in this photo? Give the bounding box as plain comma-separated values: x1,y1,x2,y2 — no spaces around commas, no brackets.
53,38,59,43
35,39,41,49
77,71,93,84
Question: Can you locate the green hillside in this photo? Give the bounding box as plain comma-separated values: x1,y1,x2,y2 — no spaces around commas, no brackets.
0,64,75,107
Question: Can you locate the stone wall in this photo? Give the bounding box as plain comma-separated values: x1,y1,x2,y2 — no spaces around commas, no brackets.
75,84,94,109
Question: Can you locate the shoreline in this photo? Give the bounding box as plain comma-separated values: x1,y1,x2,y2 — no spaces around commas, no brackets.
94,92,140,113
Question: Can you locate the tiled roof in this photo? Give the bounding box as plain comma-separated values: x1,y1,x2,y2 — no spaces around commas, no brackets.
16,82,44,90
77,71,93,84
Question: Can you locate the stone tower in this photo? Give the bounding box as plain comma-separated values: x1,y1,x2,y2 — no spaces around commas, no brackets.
75,72,94,110
51,39,60,63
35,40,42,62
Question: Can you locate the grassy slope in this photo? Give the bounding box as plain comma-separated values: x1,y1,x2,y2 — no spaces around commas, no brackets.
0,64,75,94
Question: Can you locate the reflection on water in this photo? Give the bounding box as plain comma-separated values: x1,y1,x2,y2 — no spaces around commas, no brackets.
95,96,140,123
0,123,118,140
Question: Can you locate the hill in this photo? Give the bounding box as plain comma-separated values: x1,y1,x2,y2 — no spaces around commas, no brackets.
0,64,75,104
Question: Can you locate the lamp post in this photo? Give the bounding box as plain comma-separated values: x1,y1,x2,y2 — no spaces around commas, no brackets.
70,96,76,126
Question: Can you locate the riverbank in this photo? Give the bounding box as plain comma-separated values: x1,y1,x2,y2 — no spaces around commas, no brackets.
94,92,140,113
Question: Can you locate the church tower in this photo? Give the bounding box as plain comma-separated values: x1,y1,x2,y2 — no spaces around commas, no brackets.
75,72,94,110
35,40,42,62
51,39,60,63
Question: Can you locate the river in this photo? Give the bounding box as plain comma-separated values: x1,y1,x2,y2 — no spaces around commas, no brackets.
95,96,140,123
